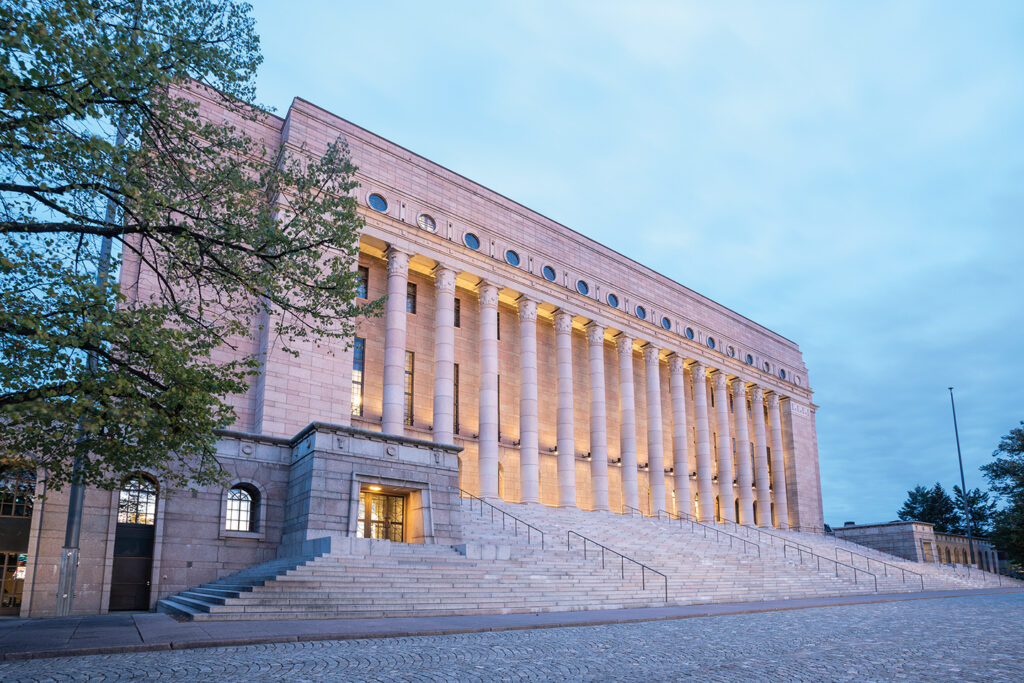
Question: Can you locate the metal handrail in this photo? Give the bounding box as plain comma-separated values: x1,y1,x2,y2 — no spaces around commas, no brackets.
709,516,814,555
783,543,877,592
622,504,644,517
656,510,760,558
459,489,545,549
833,547,925,590
567,530,669,603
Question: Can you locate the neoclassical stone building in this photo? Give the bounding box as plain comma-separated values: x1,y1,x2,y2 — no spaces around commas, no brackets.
7,89,824,616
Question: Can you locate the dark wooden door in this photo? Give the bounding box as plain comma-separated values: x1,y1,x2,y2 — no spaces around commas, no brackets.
109,523,154,611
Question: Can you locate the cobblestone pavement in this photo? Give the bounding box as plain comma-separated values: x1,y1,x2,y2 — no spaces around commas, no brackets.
4,593,1022,681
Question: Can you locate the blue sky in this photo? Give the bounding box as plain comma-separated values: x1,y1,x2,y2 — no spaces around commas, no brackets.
249,1,1024,525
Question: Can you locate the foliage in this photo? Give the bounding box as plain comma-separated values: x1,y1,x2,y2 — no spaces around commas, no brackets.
897,482,959,533
950,484,996,537
1,0,377,490
982,422,1024,565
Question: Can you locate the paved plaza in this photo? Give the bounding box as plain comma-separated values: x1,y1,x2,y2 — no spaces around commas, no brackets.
1,592,1021,681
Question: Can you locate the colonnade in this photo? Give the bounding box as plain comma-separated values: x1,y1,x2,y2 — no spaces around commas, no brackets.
380,247,793,528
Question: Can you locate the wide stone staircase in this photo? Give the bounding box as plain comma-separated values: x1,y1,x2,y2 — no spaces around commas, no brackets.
157,498,1019,621
157,501,664,621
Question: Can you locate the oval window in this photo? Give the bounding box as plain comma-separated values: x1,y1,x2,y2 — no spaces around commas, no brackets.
607,293,619,308
727,345,736,358
745,354,754,365
464,233,481,250
576,280,589,296
661,316,671,330
368,193,387,212
505,250,520,266
780,369,787,380
635,305,646,320
685,327,695,340
417,214,436,232
542,265,556,281
707,337,716,350
764,361,771,372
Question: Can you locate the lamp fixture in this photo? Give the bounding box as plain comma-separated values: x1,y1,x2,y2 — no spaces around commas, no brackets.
368,485,382,492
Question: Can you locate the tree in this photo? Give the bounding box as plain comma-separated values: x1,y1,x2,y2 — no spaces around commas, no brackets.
1,0,377,490
897,483,959,532
951,484,996,537
981,422,1024,565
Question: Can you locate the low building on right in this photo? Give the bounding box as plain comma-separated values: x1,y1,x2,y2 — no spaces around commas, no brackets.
833,521,1000,572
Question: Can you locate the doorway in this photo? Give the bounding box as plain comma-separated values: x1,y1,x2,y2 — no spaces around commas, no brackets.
357,490,406,542
109,475,157,611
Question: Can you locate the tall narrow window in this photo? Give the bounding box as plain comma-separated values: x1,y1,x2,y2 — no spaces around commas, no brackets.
356,266,369,299
406,282,417,314
497,376,501,438
453,363,460,435
454,298,461,328
351,337,365,417
766,447,772,479
404,351,415,426
729,394,734,413
496,309,501,340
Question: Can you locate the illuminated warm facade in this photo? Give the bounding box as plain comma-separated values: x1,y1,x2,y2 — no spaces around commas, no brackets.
10,90,829,616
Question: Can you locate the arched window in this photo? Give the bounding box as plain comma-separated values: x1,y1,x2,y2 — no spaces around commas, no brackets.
226,485,259,532
946,548,952,564
117,474,158,525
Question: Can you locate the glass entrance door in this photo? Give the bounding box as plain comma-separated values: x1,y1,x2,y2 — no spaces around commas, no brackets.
357,491,405,542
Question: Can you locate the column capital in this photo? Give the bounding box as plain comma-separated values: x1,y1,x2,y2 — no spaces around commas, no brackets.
767,392,781,409
433,264,457,293
517,297,539,322
749,384,764,401
689,360,708,378
615,333,635,358
731,377,748,397
478,281,500,308
668,353,686,375
711,370,728,391
642,344,661,365
553,309,574,333
585,322,605,346
386,247,410,274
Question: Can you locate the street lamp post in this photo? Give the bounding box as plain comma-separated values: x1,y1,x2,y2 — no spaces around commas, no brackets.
947,387,976,566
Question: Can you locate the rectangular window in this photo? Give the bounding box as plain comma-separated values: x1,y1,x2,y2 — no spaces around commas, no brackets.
729,394,734,413
766,447,772,478
356,266,368,299
453,363,460,435
351,337,365,417
710,391,714,408
497,375,501,438
454,298,461,328
406,282,417,314
496,310,501,340
404,350,414,426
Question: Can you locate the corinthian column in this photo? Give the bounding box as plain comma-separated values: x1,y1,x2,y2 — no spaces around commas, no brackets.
586,323,610,512
668,355,691,518
517,297,540,504
382,247,410,435
767,393,790,529
691,361,714,522
750,385,772,526
732,379,754,525
643,345,666,515
477,281,500,500
554,309,576,508
616,334,639,512
432,265,457,444
712,371,734,522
